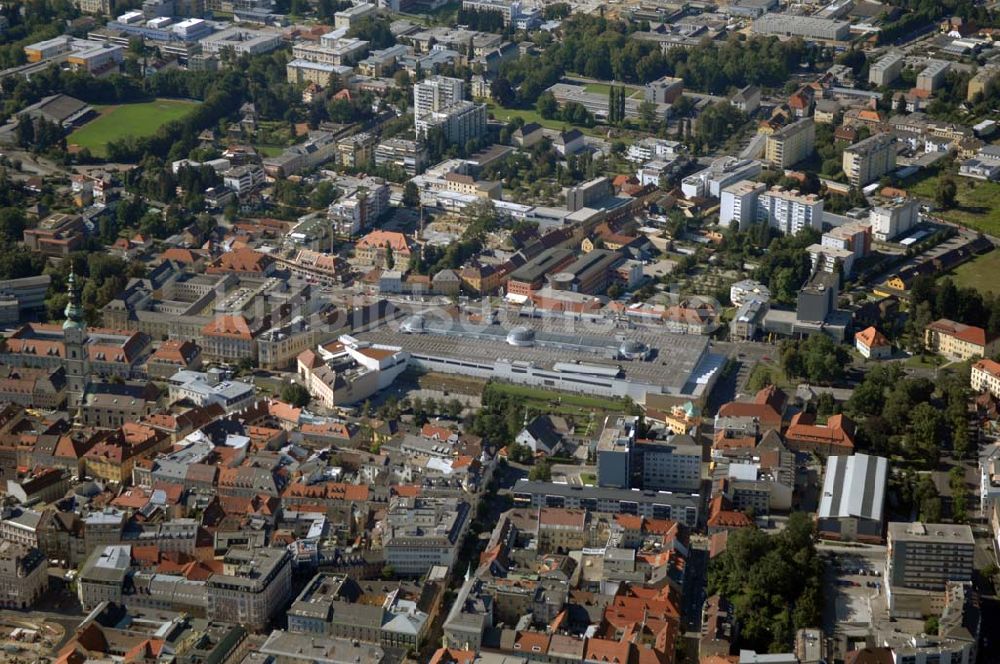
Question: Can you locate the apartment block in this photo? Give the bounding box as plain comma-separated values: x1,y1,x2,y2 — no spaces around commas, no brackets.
764,118,815,168
720,180,766,230
869,52,904,87
869,196,919,241
842,132,897,187
917,60,951,93
755,187,824,235
415,100,487,145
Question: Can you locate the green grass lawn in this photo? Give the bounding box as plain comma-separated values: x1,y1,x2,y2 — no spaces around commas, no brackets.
904,171,1000,236
946,248,1000,295
904,353,944,369
254,144,286,157
69,99,199,157
486,103,604,137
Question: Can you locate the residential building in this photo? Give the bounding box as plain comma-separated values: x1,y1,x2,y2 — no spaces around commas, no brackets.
869,197,919,241
817,453,888,542
869,52,904,87
842,132,897,187
645,75,684,104
206,547,293,631
925,318,999,361
355,230,412,267
755,187,824,235
334,2,376,28
415,100,487,145
856,326,892,359
374,138,427,176
967,66,999,102
784,412,855,455
917,60,950,93
730,279,771,306
730,85,761,115
720,180,766,230
764,118,815,168
414,76,465,117
462,0,521,24
0,543,46,609
972,358,1000,397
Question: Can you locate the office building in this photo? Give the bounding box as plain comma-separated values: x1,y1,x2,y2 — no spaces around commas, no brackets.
206,548,292,631
843,132,897,187
869,52,904,87
752,14,850,40
636,436,703,492
681,157,762,199
720,180,766,230
925,319,999,361
383,496,470,576
79,545,131,609
645,75,684,104
755,187,824,235
334,2,376,28
462,0,521,24
886,522,974,618
764,118,815,168
512,480,700,526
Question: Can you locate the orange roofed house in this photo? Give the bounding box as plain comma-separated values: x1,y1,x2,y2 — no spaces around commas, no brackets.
855,326,891,359
713,385,787,446
924,318,999,361
355,230,412,268
200,315,256,363
784,412,856,455
205,247,276,278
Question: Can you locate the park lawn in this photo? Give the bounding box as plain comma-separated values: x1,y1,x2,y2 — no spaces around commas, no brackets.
486,102,604,137
903,171,1000,236
254,144,286,157
946,248,1000,295
68,99,199,157
583,82,642,97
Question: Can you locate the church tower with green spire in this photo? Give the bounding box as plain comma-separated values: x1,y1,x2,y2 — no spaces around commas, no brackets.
63,270,88,408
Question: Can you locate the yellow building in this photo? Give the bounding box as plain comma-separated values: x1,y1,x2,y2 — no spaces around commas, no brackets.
968,67,999,102
764,117,816,168
924,318,1000,361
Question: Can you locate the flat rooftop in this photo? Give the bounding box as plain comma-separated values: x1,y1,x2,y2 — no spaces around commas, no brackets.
355,314,711,394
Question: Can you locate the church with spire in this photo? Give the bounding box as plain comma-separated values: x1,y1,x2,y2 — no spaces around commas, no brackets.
62,270,88,408
0,271,154,415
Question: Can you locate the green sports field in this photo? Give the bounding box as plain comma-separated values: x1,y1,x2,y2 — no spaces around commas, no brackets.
69,99,199,157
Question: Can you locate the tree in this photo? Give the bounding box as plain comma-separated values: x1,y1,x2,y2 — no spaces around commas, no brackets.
936,177,958,209
536,92,558,119
529,459,552,481
280,383,311,408
402,181,420,208
14,115,34,148
385,243,395,269
490,77,515,106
